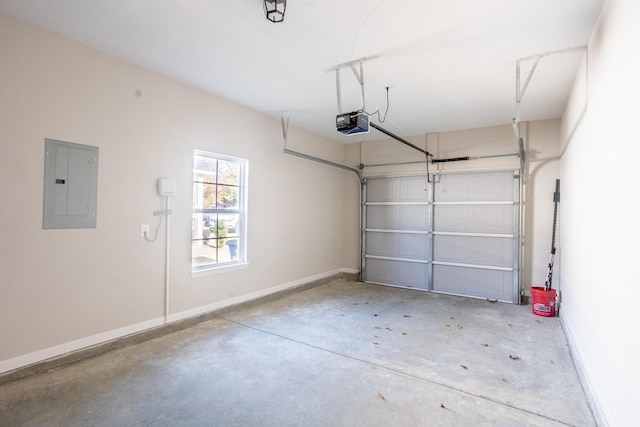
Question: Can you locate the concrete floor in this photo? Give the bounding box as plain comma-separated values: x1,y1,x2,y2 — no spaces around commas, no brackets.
0,279,595,427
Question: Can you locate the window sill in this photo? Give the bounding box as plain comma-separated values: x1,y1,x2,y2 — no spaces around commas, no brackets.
191,262,249,278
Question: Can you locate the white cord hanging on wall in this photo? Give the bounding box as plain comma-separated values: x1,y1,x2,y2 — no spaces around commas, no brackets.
144,178,175,243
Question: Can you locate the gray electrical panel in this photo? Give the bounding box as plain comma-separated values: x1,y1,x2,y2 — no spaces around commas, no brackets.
43,139,99,229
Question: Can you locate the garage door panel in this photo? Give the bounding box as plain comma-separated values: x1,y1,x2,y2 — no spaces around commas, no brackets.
363,171,519,303
433,265,513,301
434,205,513,234
367,176,428,202
435,172,514,202
434,235,513,268
366,258,429,290
367,205,429,230
366,231,430,260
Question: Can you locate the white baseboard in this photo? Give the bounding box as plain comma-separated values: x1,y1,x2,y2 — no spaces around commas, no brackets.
560,309,613,427
1,268,357,375
168,268,353,323
0,317,165,375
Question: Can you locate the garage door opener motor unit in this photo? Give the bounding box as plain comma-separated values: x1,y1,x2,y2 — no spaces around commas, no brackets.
336,111,369,135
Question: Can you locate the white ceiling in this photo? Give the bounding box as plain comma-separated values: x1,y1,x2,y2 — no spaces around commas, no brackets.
0,0,603,143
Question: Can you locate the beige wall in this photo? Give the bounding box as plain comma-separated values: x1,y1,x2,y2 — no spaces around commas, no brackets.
560,0,640,425
0,12,350,370
344,119,562,290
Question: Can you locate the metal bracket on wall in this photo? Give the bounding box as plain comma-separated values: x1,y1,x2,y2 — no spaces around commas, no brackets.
280,112,361,178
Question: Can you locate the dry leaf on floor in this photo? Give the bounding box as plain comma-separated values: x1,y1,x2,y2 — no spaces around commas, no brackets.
460,364,468,370
378,392,386,401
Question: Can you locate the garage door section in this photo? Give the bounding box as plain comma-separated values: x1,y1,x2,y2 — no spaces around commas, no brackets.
363,171,520,303
363,176,431,290
432,171,519,302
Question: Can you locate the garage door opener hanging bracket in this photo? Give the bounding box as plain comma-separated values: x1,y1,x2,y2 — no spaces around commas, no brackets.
332,57,475,175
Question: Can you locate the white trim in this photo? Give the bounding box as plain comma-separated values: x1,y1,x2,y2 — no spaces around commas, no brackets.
0,317,165,375
191,262,249,278
1,269,357,375
170,268,350,323
560,308,612,427
192,150,249,274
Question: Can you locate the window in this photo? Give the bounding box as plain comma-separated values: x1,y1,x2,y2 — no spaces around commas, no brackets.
192,151,247,272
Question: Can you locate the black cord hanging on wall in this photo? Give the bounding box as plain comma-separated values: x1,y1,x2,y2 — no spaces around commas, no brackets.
264,0,286,23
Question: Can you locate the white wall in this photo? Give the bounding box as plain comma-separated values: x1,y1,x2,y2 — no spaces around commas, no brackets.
0,12,351,372
560,0,640,425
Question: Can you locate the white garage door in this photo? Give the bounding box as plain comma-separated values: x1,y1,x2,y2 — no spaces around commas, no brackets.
363,170,520,303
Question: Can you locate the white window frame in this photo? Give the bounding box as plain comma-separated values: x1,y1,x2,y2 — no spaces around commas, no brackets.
191,150,248,276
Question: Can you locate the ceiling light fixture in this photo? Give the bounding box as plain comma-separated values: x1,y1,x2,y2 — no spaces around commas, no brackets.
264,0,286,23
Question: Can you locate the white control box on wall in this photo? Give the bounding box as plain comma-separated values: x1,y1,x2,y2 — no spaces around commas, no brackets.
158,178,176,197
